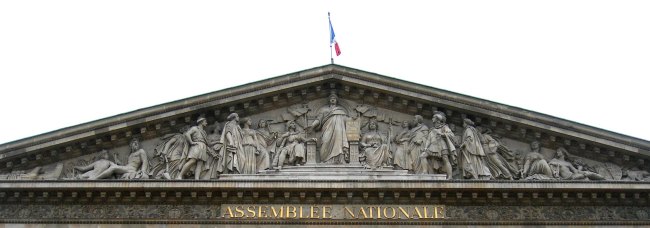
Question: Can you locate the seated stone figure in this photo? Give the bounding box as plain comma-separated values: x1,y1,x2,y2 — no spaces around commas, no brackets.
549,147,605,180
360,119,391,170
93,138,150,180
273,120,307,169
521,141,554,180
74,150,115,179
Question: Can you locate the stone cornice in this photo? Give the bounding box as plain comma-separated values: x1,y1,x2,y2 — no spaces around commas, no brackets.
2,180,650,191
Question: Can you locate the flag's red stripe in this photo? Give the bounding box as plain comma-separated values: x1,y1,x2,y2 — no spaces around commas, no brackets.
334,42,341,56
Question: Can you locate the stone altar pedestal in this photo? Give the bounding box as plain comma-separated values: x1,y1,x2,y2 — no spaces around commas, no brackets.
306,141,317,165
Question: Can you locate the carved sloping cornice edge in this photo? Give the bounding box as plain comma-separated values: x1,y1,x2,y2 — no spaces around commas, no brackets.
1,64,649,160
329,66,650,153
0,65,337,154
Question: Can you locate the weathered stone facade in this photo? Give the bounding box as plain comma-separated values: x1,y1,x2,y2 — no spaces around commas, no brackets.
1,65,649,226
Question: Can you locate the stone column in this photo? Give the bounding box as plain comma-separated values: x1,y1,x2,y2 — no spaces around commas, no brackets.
306,141,317,165
348,141,361,165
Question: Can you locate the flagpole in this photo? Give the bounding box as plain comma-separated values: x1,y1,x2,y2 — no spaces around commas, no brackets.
328,12,334,64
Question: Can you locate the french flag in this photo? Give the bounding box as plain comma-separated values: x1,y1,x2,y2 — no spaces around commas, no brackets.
329,12,341,56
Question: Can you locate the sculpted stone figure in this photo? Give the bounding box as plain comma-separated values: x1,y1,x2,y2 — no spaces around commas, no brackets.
93,138,150,180
413,112,456,179
15,163,63,180
273,120,307,169
521,141,554,180
239,118,265,174
217,113,243,174
202,121,223,179
622,168,650,181
549,147,605,180
177,117,210,179
406,115,429,173
151,126,190,179
458,118,491,180
480,128,518,180
74,150,115,179
392,121,412,170
309,93,349,164
360,119,391,169
254,119,278,169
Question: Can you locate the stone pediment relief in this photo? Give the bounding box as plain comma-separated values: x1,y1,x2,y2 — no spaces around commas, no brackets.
0,65,649,182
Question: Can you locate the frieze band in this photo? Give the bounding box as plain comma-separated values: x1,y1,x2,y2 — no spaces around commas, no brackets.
2,92,647,182
0,204,648,224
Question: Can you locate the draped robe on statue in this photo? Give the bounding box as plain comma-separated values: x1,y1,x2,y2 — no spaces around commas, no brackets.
239,128,259,174
407,124,428,172
313,105,349,163
201,131,222,179
151,133,188,179
413,123,456,174
217,121,242,174
481,133,518,179
361,131,391,169
392,128,411,170
459,126,492,179
254,129,275,171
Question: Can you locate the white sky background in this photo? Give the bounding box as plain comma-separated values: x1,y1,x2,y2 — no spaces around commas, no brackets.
0,1,649,144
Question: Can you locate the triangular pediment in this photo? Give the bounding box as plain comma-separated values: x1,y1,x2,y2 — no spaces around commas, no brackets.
0,64,648,181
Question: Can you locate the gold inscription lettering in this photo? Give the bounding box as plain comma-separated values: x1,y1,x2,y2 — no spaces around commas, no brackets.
310,206,320,219
414,207,424,219
435,206,445,219
258,206,267,218
247,206,256,218
344,207,357,219
224,206,234,218
323,206,332,219
383,207,396,219
300,206,307,218
397,206,409,219
358,207,369,219
369,206,375,219
234,206,245,218
222,204,445,220
271,206,283,218
286,206,297,218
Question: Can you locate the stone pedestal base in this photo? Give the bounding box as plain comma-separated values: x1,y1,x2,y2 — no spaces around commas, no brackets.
220,164,446,181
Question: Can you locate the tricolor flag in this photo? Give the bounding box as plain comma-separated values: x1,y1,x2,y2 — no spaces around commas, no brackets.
328,12,341,56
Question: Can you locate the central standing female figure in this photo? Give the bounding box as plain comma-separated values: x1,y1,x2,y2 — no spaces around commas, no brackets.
309,93,349,164
239,118,262,174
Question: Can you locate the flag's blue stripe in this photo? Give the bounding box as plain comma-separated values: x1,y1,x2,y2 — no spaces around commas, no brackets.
329,18,336,44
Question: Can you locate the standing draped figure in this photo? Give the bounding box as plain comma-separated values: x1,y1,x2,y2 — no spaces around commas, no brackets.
152,127,190,179
392,121,411,170
217,113,243,174
202,122,222,179
480,128,518,180
239,118,262,174
459,118,491,180
176,117,210,179
407,115,429,173
414,112,456,179
254,120,276,171
310,93,349,164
